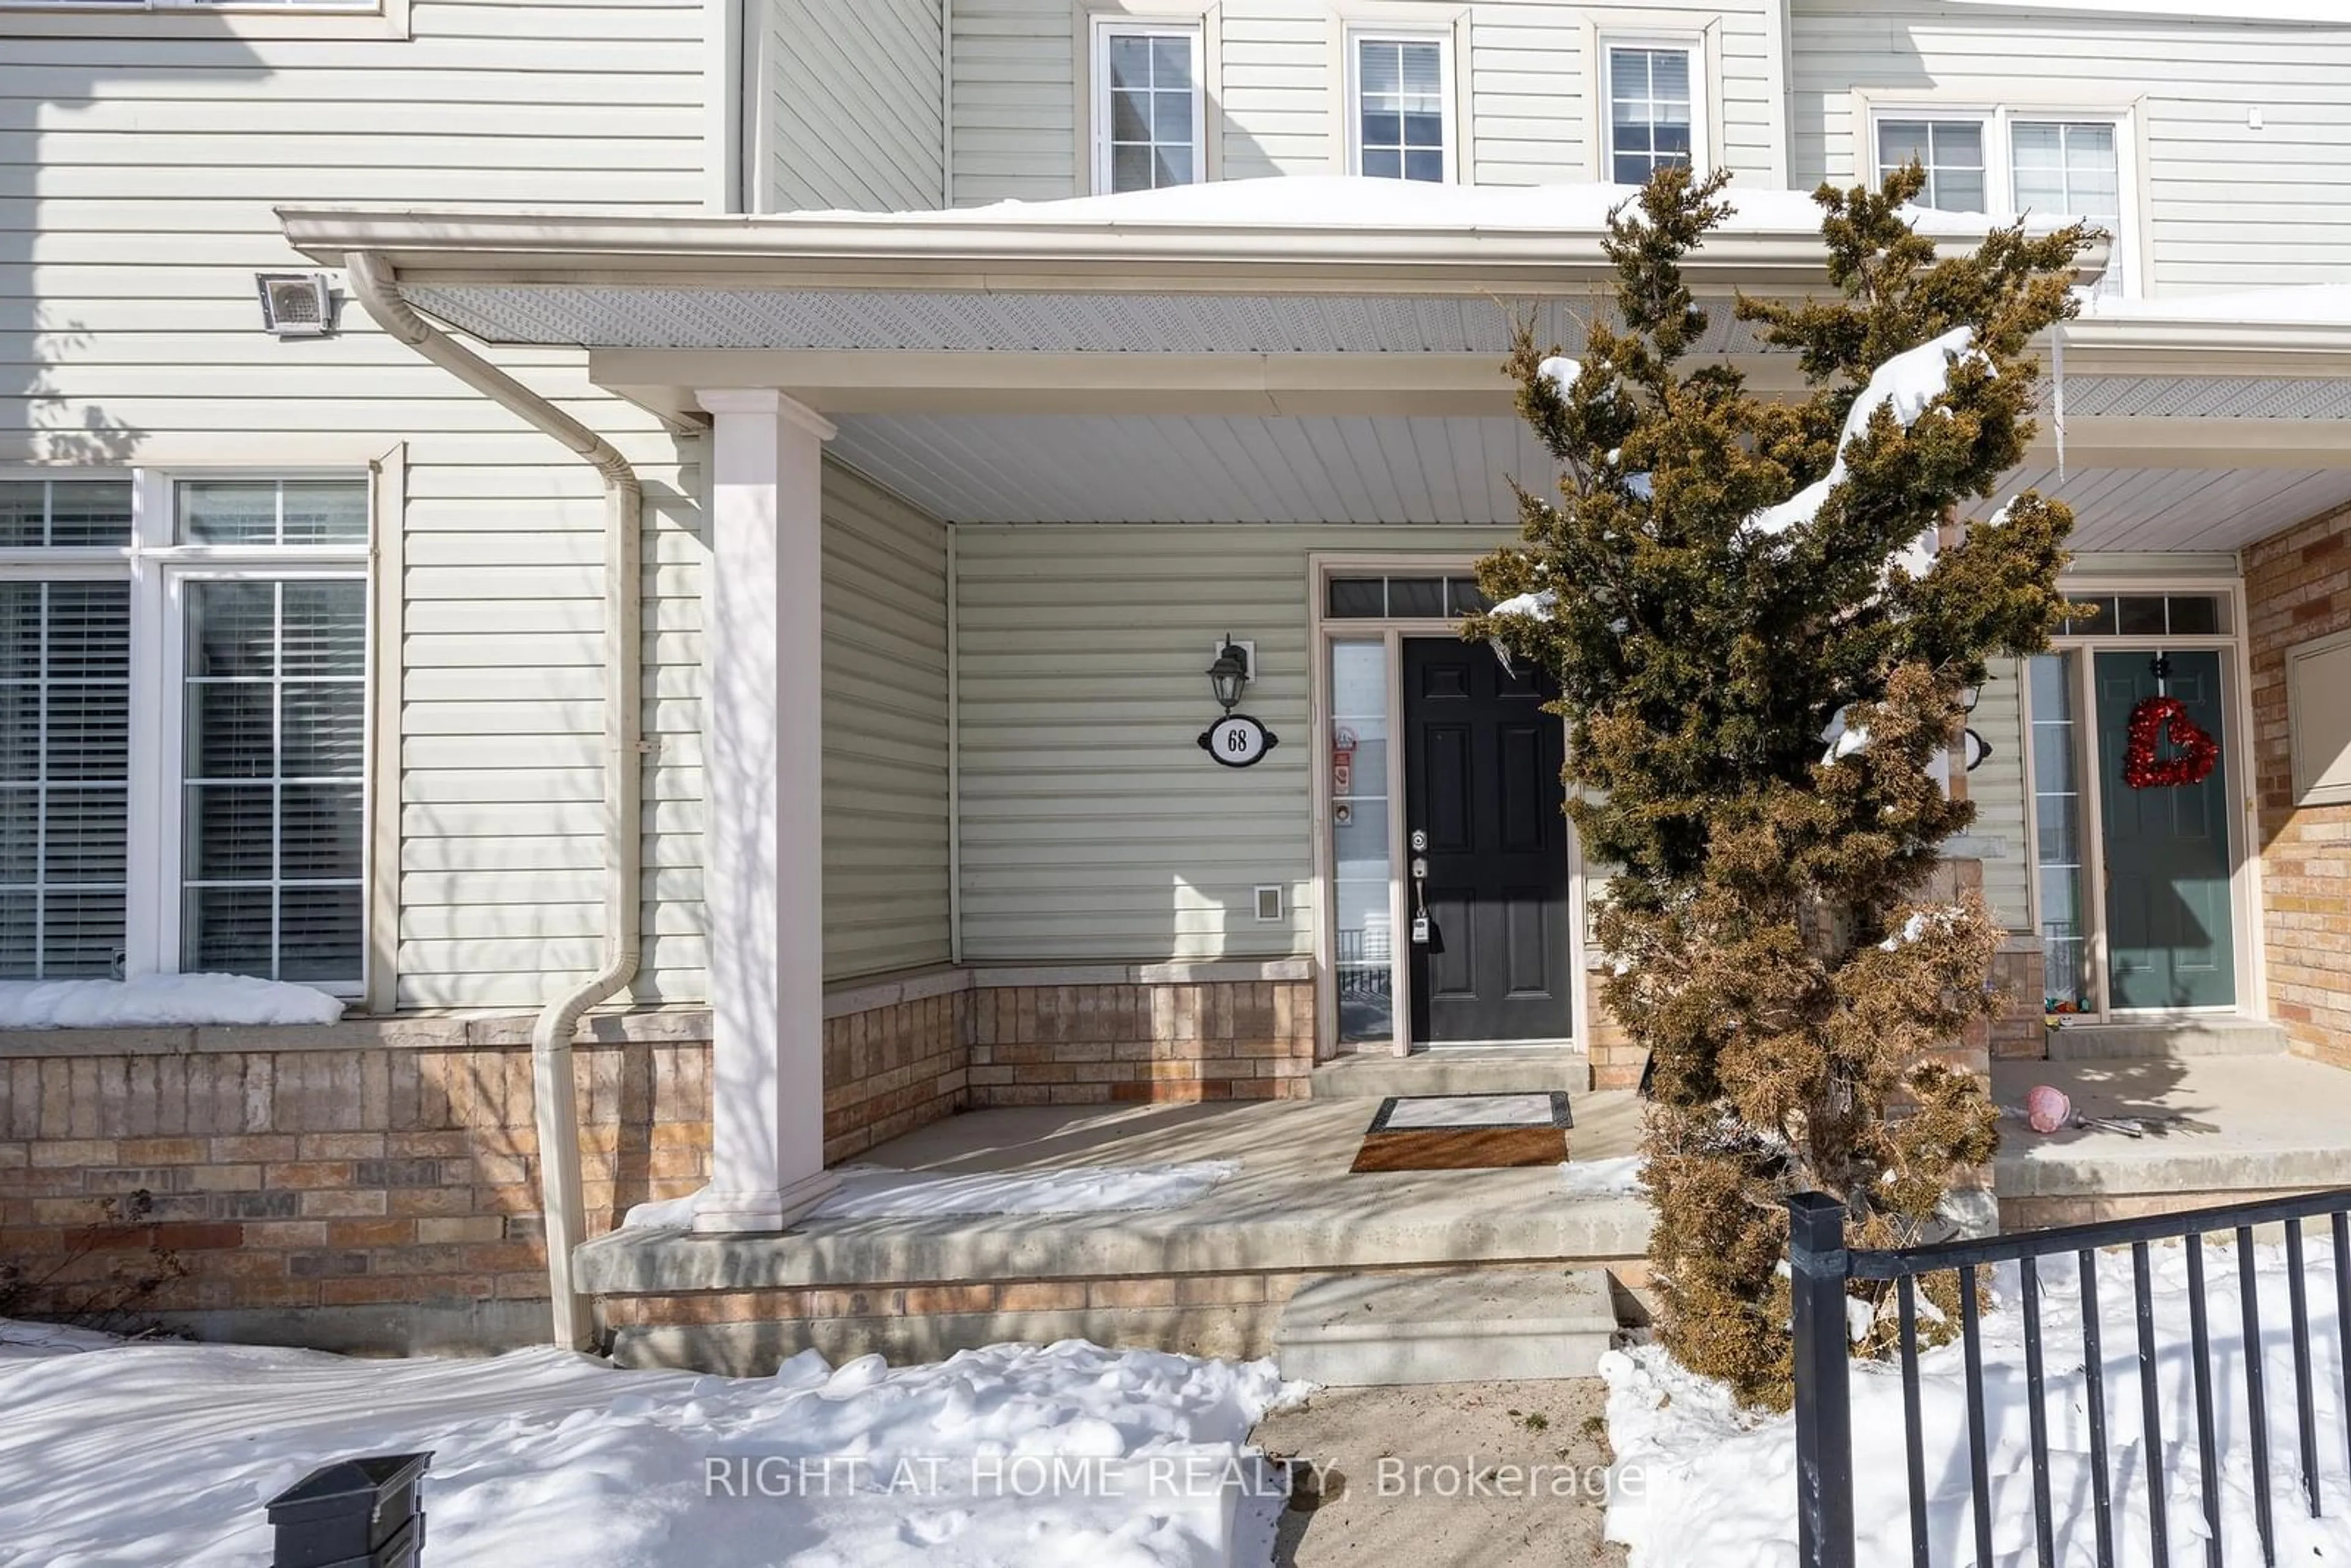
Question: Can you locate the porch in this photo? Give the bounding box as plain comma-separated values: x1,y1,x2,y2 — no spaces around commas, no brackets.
264,179,2351,1349
579,1078,1648,1375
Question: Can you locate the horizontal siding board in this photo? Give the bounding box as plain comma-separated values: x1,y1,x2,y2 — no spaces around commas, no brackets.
954,522,1502,963
820,467,953,980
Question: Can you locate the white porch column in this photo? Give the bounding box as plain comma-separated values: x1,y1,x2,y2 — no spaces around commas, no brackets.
692,388,841,1233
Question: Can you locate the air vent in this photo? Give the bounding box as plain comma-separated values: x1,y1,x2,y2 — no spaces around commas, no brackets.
256,272,334,337
1255,885,1284,922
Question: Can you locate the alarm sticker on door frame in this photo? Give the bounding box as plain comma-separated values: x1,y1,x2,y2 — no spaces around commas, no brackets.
1199,714,1280,768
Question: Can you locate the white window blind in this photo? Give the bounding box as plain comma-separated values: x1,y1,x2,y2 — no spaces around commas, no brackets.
1355,37,1446,182
0,479,138,981
181,574,366,984
1100,28,1201,193
1607,47,1695,185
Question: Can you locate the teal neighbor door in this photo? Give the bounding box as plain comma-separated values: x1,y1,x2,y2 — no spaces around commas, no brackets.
2093,650,2237,1009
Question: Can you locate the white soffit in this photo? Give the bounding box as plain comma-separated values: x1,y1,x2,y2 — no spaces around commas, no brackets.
2064,376,2351,422
837,413,2351,546
831,415,1559,525
400,284,1782,357
1978,467,2351,553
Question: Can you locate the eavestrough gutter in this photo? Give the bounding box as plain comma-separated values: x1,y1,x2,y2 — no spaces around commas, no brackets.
283,205,2112,298
346,251,645,1352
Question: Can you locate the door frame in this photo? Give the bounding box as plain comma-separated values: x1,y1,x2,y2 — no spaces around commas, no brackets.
1307,554,1593,1060
2019,574,2265,1022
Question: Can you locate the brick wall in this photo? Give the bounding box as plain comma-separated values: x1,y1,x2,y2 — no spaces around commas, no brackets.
2247,500,2351,1065
0,1019,711,1349
823,990,969,1165
967,978,1314,1105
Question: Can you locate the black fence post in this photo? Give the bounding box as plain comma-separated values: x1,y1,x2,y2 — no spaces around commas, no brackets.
1788,1192,1856,1568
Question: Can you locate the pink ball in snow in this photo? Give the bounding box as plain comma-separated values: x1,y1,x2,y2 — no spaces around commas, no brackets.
2025,1084,2073,1134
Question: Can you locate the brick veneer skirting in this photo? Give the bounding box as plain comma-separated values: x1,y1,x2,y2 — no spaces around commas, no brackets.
967,977,1315,1105
0,967,1318,1348
0,1022,712,1348
2248,500,2351,1067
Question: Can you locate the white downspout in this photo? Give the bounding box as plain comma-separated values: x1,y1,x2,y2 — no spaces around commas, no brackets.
347,252,645,1352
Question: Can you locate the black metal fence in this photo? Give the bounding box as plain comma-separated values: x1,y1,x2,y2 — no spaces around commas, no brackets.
1788,1187,2351,1568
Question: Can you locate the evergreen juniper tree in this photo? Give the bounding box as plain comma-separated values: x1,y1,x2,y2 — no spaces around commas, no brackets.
1465,165,2096,1406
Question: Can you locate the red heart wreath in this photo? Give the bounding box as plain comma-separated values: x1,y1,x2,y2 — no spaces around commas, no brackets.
2123,696,2219,789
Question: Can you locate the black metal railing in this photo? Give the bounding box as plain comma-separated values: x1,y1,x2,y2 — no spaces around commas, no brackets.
1789,1187,2351,1568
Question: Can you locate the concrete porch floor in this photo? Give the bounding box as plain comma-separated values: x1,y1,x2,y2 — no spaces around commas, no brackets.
576,1090,1649,1370
582,1091,1649,1294
1992,1053,2351,1226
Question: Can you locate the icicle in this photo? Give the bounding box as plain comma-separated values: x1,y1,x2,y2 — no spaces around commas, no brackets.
2052,321,2068,483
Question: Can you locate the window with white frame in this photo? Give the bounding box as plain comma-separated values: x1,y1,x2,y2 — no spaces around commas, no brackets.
1095,21,1203,194
1875,108,2132,296
1877,118,1989,214
0,473,369,992
1605,43,1700,186
1351,32,1450,183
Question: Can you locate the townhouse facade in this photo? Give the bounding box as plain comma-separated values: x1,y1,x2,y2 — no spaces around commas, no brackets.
6,0,2351,1352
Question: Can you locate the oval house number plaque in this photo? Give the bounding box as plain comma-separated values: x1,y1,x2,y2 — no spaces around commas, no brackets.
1199,714,1279,768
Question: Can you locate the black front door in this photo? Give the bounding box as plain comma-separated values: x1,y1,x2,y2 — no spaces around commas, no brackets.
1403,638,1573,1046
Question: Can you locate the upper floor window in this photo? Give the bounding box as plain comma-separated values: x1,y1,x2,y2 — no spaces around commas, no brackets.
0,472,370,992
1350,32,1450,182
1874,108,2132,297
1877,119,1988,215
1605,43,1700,186
1094,21,1204,195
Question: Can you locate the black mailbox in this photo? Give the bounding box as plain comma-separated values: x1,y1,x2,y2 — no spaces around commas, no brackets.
266,1452,432,1568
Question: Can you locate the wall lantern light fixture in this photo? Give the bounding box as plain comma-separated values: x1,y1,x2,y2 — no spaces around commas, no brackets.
1206,637,1253,714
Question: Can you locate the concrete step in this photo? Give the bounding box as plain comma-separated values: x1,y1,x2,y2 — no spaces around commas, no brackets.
1272,1267,1620,1387
1310,1049,1587,1100
2043,1018,2287,1061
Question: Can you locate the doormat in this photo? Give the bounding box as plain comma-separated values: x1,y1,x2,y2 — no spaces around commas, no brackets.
1349,1092,1572,1172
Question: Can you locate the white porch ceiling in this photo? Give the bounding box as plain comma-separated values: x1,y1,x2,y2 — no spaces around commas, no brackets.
833,415,1558,526
836,412,2351,550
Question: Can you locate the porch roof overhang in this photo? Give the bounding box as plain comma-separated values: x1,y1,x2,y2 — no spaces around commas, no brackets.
280,180,2351,551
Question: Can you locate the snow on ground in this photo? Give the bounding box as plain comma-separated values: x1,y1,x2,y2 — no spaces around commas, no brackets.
1558,1157,1646,1199
0,973,343,1030
1604,1236,2351,1567
0,1327,1307,1568
624,1161,1242,1231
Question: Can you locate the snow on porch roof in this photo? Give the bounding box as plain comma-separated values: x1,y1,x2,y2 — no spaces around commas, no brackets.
279,177,2116,365
763,175,2013,238
280,176,2101,326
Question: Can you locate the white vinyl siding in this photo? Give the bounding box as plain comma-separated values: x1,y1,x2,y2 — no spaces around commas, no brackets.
954,523,1509,963
1792,0,2351,293
1,0,716,1010
1968,656,2030,932
770,0,945,212
820,466,951,981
